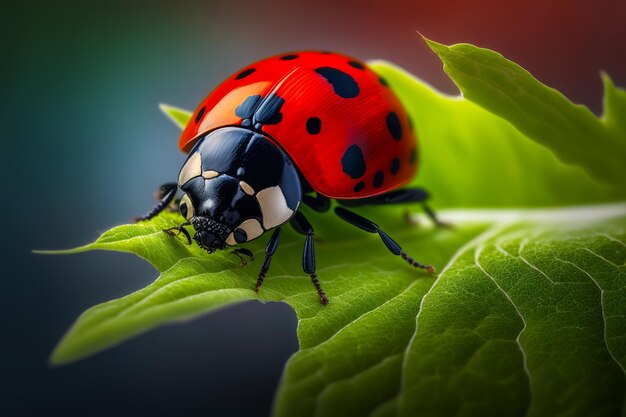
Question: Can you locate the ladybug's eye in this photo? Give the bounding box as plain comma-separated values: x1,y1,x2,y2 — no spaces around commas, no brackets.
179,194,194,220
234,228,247,243
225,219,264,246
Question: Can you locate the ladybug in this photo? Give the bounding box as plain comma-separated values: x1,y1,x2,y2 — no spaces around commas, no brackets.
138,51,446,305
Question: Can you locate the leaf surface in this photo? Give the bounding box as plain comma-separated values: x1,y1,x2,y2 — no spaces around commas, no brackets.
51,206,626,417
420,37,626,189
50,208,484,365
368,61,625,208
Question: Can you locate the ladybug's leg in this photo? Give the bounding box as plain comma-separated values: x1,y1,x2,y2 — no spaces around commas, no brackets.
335,207,435,273
135,183,178,222
255,228,282,293
420,202,450,228
290,212,329,305
338,188,449,228
302,193,331,213
231,248,255,267
164,222,192,245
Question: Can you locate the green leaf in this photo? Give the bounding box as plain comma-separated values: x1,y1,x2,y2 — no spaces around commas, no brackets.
420,36,626,189
36,212,198,272
50,206,485,365
397,209,626,417
603,72,626,136
275,205,626,417
51,204,626,417
368,61,625,208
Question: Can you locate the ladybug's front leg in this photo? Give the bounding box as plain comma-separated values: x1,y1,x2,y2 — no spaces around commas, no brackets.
290,212,329,305
164,222,192,245
230,248,255,267
135,183,178,222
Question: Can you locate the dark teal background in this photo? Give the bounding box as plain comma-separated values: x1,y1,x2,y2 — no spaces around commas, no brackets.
3,1,625,416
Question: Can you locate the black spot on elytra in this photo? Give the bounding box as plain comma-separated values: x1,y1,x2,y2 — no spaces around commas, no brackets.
280,54,298,60
341,145,366,179
253,93,284,125
409,148,417,164
386,112,402,141
315,67,360,98
306,117,321,134
348,60,365,70
373,171,384,188
235,95,263,119
236,94,284,127
195,106,206,123
235,68,256,80
378,76,388,87
390,157,400,175
353,181,365,192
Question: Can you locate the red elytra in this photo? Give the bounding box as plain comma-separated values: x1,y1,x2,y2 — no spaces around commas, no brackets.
178,51,418,199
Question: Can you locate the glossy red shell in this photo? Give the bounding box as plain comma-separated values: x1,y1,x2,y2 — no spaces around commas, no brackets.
179,51,418,199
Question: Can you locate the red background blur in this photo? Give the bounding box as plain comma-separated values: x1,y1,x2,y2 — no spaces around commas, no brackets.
196,0,625,114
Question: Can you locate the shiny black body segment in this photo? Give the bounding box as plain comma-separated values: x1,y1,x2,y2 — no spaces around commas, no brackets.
181,127,301,224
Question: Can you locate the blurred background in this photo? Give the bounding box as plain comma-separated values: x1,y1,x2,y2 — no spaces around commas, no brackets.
3,0,625,416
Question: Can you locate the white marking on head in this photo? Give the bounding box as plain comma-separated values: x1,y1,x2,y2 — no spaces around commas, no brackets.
202,170,220,179
256,186,294,229
226,219,264,246
178,152,202,186
239,181,254,195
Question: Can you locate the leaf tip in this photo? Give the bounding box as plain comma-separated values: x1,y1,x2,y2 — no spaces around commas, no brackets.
49,332,94,367
48,344,73,367
159,103,192,130
158,102,174,113
418,33,449,57
32,246,90,256
600,71,618,97
600,70,612,85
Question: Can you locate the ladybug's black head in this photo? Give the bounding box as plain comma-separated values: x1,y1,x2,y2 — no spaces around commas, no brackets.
176,127,302,254
178,171,263,253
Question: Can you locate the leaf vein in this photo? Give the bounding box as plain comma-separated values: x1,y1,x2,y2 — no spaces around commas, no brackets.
600,233,626,248
475,243,533,417
299,278,419,354
555,257,626,379
398,223,509,406
313,352,403,417
519,238,556,284
582,248,621,267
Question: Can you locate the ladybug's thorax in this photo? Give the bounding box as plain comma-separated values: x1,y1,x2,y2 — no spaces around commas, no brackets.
176,127,301,252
